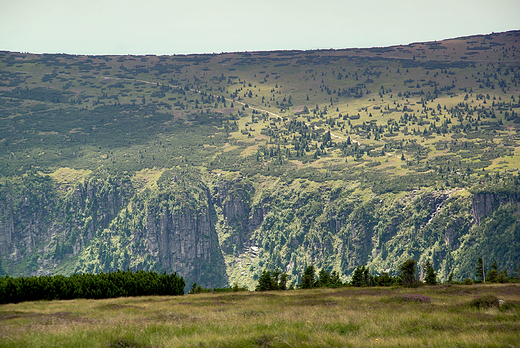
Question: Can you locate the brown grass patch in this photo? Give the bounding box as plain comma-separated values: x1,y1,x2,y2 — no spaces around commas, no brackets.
292,299,338,306
154,311,194,322
96,304,141,311
391,294,432,303
0,310,36,321
334,288,393,297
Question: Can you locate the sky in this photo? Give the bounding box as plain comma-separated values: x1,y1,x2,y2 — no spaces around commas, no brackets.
1,0,519,55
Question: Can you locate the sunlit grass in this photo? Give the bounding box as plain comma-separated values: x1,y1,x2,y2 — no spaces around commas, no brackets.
131,167,165,192
1,284,518,347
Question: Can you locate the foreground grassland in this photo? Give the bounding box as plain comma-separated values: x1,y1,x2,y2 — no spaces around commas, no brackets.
0,284,519,347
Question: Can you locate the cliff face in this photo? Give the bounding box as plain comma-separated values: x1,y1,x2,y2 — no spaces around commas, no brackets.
0,172,227,289
0,172,518,288
137,184,227,288
472,192,520,225
0,177,55,261
213,177,266,254
217,182,511,288
211,179,518,288
0,175,131,270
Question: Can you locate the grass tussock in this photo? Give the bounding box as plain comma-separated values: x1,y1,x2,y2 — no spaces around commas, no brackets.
469,295,500,309
0,284,519,347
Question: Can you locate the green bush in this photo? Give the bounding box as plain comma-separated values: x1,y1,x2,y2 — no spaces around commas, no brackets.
189,282,247,294
469,295,500,309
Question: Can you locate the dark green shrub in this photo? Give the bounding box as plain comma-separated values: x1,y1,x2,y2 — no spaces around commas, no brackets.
0,269,185,304
373,271,396,286
462,278,474,285
351,265,371,287
109,339,150,348
316,269,343,288
255,269,288,291
391,294,431,303
469,295,500,309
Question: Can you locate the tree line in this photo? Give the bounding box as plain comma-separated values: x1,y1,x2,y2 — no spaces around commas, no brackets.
0,269,185,304
254,258,519,291
473,257,517,284
254,260,425,291
2,257,517,304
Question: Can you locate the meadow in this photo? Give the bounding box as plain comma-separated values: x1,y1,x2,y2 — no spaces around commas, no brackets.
0,284,519,347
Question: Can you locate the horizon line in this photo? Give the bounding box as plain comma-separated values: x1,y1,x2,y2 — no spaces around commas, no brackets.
2,29,518,58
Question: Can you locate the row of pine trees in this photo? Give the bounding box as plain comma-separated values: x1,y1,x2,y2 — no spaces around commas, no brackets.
255,260,428,291
255,258,519,291
0,269,185,304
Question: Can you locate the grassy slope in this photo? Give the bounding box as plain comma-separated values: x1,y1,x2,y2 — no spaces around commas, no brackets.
1,31,518,181
0,284,519,347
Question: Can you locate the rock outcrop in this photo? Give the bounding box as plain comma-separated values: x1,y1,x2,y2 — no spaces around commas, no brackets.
472,193,520,225
213,178,266,253
138,185,227,288
0,173,228,287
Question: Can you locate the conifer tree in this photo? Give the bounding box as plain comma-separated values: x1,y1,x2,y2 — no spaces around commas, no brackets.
373,271,395,286
256,270,276,291
423,260,437,285
279,273,289,290
351,265,366,287
363,266,372,286
399,259,418,288
300,265,316,289
486,261,499,282
316,269,331,287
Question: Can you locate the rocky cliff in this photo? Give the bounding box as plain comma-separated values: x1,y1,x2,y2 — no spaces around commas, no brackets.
0,171,228,289
0,174,132,272
472,192,520,225
0,171,518,289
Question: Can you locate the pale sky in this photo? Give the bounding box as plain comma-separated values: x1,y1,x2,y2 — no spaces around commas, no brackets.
1,0,519,55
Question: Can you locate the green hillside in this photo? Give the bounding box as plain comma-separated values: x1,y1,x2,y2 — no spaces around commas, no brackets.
0,31,519,289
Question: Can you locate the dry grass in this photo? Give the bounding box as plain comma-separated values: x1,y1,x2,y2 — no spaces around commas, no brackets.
0,284,519,347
